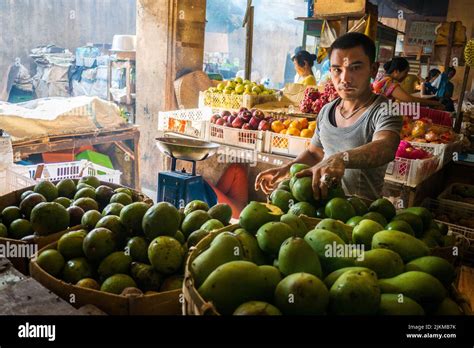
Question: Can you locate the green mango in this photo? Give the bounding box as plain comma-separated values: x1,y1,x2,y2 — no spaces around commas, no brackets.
191,232,243,287
347,197,368,216
256,222,296,257
200,219,225,232
97,251,132,280
392,212,424,237
234,229,267,265
378,294,425,315
405,256,456,287
378,271,447,312
278,237,322,278
371,230,430,262
323,267,372,289
346,216,363,227
315,218,351,243
259,265,282,301
329,269,380,315
280,213,308,238
239,202,282,234
352,219,384,250
423,227,444,245
368,198,396,221
198,261,268,315
274,272,329,315
403,207,433,230
385,220,415,236
130,262,163,291
304,229,355,275
355,249,404,279
233,301,282,315
433,297,463,315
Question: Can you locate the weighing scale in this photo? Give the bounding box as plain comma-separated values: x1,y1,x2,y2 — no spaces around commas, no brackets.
155,136,220,209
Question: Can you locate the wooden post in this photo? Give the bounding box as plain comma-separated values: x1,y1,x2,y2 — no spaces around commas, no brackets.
244,6,254,81
444,22,455,72
454,65,470,133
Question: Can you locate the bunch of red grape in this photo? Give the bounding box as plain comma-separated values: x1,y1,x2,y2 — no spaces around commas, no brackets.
299,81,339,115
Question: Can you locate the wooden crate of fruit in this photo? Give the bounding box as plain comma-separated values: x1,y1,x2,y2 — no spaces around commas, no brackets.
30,241,181,315
0,179,152,274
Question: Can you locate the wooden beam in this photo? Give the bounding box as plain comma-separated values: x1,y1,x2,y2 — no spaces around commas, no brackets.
114,141,135,161
454,65,470,133
244,6,254,80
444,22,455,72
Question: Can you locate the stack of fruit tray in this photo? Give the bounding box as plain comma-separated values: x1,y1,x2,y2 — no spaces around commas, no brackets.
158,108,211,140
384,145,441,187
199,91,278,110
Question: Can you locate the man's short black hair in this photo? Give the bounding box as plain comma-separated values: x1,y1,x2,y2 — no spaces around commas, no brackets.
329,32,376,63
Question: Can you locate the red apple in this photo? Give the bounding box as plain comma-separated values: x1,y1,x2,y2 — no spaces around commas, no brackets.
220,110,231,117
232,117,245,128
224,122,233,128
228,115,236,124
239,107,248,113
258,120,271,131
210,114,221,124
222,115,229,122
216,118,225,126
242,123,252,130
232,111,238,117
241,111,252,123
249,116,261,130
253,110,265,119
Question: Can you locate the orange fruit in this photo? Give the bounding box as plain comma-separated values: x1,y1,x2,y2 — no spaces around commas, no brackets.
308,123,316,132
287,127,300,136
283,119,292,128
271,120,285,133
280,129,287,134
290,120,302,130
299,118,309,129
301,129,314,138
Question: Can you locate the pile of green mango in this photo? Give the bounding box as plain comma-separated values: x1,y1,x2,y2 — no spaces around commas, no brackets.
191,197,464,316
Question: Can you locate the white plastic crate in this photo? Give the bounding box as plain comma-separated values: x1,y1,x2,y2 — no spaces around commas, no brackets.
384,155,440,187
263,131,311,157
0,166,36,196
409,139,462,169
0,135,14,168
208,123,264,151
23,160,121,184
158,108,211,139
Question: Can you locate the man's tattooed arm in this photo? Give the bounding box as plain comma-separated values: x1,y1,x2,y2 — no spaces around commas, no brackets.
332,130,400,169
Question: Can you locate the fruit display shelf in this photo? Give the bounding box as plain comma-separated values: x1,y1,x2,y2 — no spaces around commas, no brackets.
30,241,181,315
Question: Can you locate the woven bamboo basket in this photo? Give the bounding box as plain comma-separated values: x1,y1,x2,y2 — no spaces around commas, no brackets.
30,241,182,315
182,224,240,315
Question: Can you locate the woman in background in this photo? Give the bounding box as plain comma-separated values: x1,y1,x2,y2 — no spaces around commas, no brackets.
373,57,443,108
292,50,317,86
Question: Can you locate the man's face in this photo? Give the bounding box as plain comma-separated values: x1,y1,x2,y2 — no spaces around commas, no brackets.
329,46,377,100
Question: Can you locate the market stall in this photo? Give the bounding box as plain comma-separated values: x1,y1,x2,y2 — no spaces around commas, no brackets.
0,0,474,337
